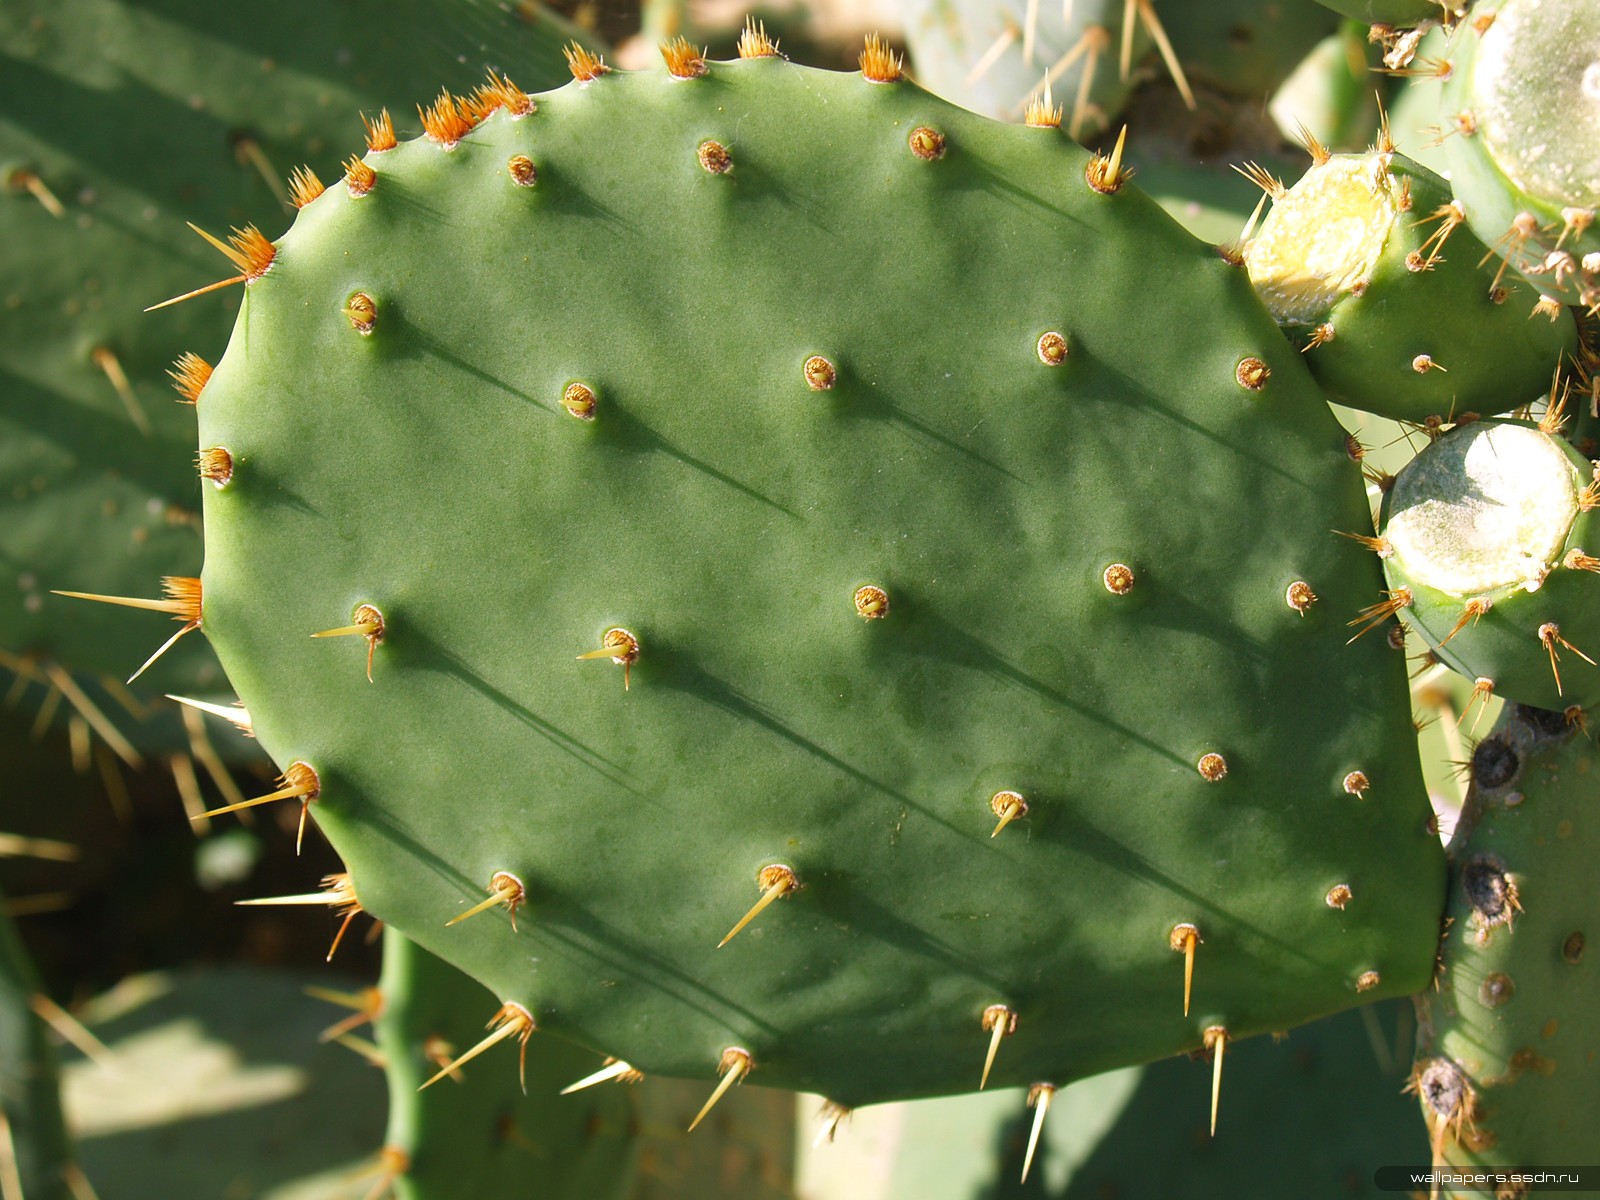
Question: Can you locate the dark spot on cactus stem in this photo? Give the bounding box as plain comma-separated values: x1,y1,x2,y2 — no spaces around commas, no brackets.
1471,737,1519,789
1169,924,1200,1015
989,790,1027,838
1478,972,1514,1008
1509,1047,1554,1078
688,1049,753,1132
196,447,233,488
345,292,376,334
1196,752,1227,782
1285,581,1316,614
507,155,537,187
1235,357,1270,391
1342,771,1369,797
908,127,945,160
1462,855,1520,930
1356,970,1380,992
979,1005,1017,1089
1325,884,1352,909
718,864,798,948
561,381,597,420
697,140,731,175
1036,332,1068,365
577,628,639,690
1411,1058,1473,1134
1102,563,1134,595
1563,931,1585,964
853,585,889,619
804,355,836,391
1515,703,1573,738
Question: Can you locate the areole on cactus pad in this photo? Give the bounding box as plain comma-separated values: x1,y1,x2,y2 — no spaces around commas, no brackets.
136,42,1447,1113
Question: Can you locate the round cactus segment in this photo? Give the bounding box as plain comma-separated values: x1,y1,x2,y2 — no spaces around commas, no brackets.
1379,420,1600,709
190,57,1443,1107
1245,150,1576,422
1414,704,1600,1176
1439,0,1600,311
1310,0,1451,24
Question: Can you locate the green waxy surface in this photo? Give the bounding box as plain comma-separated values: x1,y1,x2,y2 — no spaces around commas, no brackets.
0,0,594,728
1246,151,1576,422
1415,704,1600,1175
193,59,1444,1107
1380,420,1600,710
1310,0,1447,25
376,930,639,1200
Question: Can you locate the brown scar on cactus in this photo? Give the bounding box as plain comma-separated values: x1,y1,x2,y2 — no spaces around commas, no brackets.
201,760,320,854
146,224,275,311
719,864,798,948
1408,1057,1479,1191
560,1057,642,1095
577,627,639,689
90,346,151,435
168,352,213,404
989,790,1027,838
446,870,526,931
420,1002,536,1092
1022,1083,1056,1183
52,576,203,682
689,1048,753,1131
1203,1025,1227,1135
979,1004,1016,1089
1169,923,1200,1015
236,871,363,961
312,603,385,682
1085,126,1129,195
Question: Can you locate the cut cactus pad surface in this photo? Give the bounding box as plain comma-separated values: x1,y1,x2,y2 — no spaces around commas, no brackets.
186,57,1445,1107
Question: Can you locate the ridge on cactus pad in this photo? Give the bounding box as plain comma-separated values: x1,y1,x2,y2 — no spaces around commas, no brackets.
170,50,1446,1109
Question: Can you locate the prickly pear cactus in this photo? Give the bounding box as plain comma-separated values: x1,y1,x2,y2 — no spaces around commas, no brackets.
1436,0,1600,312
1244,145,1575,422
163,47,1445,1111
374,929,640,1200
1412,703,1599,1187
1375,417,1600,711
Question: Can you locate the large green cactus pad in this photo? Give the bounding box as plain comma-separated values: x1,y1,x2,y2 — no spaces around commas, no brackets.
187,55,1444,1108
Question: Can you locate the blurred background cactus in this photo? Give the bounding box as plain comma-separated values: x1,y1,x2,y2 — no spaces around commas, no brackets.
3,1,1594,1197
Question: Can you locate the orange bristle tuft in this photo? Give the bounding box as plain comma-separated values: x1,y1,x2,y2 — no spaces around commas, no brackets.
738,16,780,58
1346,588,1413,643
361,109,397,152
146,225,275,311
287,165,325,208
161,576,204,625
419,91,478,148
1564,548,1600,573
474,70,535,116
661,36,708,79
1334,529,1394,557
344,155,376,197
564,42,610,82
1439,597,1491,647
1232,161,1287,201
860,33,904,83
167,352,213,405
196,448,233,487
